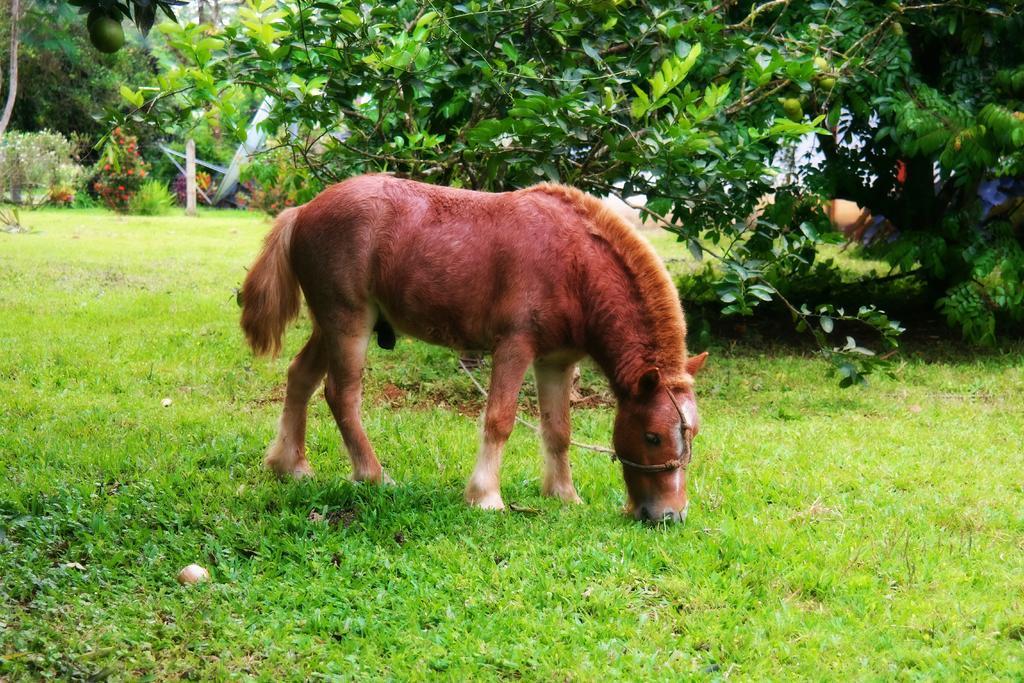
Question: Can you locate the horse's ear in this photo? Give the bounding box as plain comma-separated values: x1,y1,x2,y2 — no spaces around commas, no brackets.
636,367,660,397
686,351,709,376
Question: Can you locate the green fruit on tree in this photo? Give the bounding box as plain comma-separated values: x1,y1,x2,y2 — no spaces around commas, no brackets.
782,97,803,121
87,8,104,29
892,22,904,36
813,56,828,71
819,76,837,90
89,15,125,54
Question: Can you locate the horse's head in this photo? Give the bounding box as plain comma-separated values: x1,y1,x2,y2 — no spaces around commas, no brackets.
613,352,708,524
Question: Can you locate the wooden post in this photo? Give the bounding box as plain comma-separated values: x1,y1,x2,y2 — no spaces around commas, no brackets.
185,138,197,216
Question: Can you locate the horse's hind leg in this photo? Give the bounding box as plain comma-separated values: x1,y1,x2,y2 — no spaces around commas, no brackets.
535,359,583,503
264,329,328,478
322,309,392,484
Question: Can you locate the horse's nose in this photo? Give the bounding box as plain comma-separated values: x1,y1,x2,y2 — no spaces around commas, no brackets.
636,502,688,524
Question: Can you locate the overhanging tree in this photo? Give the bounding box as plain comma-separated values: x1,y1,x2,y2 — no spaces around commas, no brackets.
107,1,1022,378
805,3,1024,344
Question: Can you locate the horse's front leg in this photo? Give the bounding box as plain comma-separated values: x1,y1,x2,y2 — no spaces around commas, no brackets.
534,359,583,503
465,337,534,510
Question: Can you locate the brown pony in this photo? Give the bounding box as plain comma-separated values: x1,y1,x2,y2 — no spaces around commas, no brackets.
241,174,707,522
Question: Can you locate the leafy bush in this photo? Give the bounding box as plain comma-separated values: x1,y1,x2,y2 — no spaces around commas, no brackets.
240,148,319,215
130,180,175,215
70,192,100,209
799,10,1024,345
47,159,89,207
171,170,213,206
47,186,76,206
0,131,85,206
92,128,150,213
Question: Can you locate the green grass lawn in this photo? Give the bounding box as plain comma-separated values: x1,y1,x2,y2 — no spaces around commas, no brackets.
2,208,1023,680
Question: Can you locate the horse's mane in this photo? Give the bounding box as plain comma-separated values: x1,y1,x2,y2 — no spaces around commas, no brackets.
525,183,691,387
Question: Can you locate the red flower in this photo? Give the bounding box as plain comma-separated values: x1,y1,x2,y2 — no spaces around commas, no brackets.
118,185,125,191
127,169,133,175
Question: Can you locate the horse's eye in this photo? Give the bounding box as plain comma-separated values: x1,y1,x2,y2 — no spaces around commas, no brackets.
644,432,660,446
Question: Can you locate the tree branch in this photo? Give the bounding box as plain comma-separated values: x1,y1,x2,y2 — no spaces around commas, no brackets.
728,0,789,29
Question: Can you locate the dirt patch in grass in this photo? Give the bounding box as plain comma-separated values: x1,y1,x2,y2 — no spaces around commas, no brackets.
309,507,358,529
379,382,408,406
250,383,287,408
570,387,614,409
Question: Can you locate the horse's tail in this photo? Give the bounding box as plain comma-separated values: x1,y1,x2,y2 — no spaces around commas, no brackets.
241,207,302,357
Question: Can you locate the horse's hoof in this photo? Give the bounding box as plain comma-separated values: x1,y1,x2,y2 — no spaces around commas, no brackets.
541,480,583,504
544,487,583,504
264,454,314,480
466,489,506,511
351,468,394,485
289,461,315,479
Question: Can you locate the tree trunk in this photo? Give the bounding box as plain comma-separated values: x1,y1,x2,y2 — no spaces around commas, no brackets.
0,1,5,105
0,0,21,137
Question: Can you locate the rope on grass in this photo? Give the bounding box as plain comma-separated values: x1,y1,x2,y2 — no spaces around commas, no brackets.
458,358,617,458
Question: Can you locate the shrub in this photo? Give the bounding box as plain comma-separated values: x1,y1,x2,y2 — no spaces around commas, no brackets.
0,131,85,206
130,180,175,215
241,148,317,215
92,128,150,213
171,170,213,206
70,193,100,209
48,160,88,207
48,186,76,206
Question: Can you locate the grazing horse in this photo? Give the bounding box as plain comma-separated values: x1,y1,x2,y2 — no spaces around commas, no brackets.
241,174,708,523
